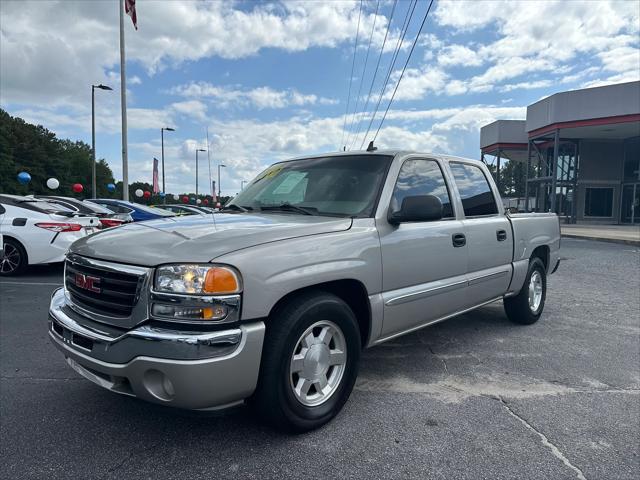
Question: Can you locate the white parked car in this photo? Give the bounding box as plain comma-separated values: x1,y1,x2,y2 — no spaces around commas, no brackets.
0,194,100,275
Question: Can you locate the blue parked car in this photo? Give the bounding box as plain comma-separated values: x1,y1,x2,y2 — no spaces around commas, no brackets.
90,199,176,222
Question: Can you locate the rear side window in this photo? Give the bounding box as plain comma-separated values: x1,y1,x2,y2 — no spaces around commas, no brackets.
101,203,133,214
449,163,498,216
391,159,454,218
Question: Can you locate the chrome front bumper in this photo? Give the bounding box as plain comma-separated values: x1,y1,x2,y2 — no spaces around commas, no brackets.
49,287,265,410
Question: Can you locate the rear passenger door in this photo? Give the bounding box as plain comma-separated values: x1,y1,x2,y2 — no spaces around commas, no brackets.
379,158,469,338
448,162,513,307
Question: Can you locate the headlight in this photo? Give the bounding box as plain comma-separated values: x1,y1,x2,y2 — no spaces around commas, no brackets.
155,264,242,295
151,264,242,323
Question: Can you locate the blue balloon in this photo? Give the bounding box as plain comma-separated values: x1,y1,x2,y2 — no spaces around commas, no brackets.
159,192,166,198
107,183,116,192
17,172,31,185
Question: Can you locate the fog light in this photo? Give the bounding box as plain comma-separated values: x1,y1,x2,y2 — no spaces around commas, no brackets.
151,303,228,321
143,369,175,401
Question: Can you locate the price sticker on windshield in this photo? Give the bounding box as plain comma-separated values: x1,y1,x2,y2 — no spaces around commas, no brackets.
256,165,283,181
272,172,307,194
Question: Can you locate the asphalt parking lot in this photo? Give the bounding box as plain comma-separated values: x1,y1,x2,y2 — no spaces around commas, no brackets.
1,238,638,480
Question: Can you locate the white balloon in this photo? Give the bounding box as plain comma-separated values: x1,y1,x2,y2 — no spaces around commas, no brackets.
46,178,60,189
135,189,143,198
196,199,202,204
173,194,180,201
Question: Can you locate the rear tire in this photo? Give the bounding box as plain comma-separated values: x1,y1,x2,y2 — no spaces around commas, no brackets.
252,291,361,433
0,238,28,276
504,257,546,325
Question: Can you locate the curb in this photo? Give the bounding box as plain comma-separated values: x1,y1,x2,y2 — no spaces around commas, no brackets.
561,233,640,247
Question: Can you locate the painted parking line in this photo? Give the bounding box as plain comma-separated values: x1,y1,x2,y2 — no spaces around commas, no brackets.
0,281,62,286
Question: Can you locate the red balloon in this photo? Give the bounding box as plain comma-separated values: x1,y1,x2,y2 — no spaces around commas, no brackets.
72,183,83,193
203,199,209,205
182,196,189,204
143,191,151,199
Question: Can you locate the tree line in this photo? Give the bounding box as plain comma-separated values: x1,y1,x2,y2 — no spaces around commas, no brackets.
0,109,230,204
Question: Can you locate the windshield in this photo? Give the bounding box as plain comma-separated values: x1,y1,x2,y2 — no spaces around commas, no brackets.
227,154,392,217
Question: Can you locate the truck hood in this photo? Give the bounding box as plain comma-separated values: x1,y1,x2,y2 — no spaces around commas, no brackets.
69,213,352,266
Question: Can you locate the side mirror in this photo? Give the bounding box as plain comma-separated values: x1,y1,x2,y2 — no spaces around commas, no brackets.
388,195,444,224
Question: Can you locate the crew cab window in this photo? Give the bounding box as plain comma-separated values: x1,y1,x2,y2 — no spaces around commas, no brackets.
449,163,499,216
390,159,454,218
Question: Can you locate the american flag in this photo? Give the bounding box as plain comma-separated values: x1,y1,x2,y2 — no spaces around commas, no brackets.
125,0,137,30
152,158,159,193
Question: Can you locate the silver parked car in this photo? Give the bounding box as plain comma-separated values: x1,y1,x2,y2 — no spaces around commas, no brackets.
48,151,560,431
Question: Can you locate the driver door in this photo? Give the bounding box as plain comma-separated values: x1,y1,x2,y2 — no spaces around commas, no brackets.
378,158,468,339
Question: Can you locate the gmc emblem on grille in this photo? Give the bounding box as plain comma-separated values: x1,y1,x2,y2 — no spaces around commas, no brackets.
74,273,101,293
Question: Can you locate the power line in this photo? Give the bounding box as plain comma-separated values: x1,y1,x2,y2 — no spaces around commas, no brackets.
344,0,380,151
373,0,435,144
340,0,364,151
349,0,398,151
358,0,417,150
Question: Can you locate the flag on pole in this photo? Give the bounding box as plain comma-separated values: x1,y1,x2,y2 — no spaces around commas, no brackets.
125,0,137,30
152,157,159,193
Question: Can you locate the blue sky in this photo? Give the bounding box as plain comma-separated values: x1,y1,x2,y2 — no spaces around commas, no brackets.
1,0,638,196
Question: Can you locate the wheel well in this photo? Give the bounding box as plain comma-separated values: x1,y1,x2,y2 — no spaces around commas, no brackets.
531,245,549,271
2,235,28,262
267,279,371,347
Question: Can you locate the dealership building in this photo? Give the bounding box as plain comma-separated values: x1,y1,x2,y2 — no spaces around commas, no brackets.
480,81,640,224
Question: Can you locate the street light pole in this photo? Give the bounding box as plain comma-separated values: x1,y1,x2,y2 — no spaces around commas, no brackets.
161,127,174,203
218,164,226,201
241,180,247,191
91,84,112,198
195,148,206,197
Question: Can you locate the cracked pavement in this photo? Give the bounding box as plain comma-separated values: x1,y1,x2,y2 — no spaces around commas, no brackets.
1,239,639,479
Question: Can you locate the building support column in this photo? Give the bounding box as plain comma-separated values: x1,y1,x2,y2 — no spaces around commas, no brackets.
525,140,531,212
496,149,501,195
572,140,579,224
550,129,559,213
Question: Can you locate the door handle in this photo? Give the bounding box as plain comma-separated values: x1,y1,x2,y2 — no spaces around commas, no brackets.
452,233,466,248
496,230,508,241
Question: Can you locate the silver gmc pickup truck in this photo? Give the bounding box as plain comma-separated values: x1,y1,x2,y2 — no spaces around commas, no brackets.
49,151,560,432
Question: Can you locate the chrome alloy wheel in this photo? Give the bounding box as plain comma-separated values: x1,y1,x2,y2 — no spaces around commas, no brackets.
289,320,347,407
0,244,21,274
528,270,543,313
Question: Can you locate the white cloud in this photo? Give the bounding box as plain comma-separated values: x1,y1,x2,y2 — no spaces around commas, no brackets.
437,45,483,67
499,79,553,92
0,1,386,107
169,82,337,110
430,0,639,93
170,100,208,122
383,67,449,101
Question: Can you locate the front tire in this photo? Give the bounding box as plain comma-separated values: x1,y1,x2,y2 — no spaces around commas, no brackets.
253,291,361,433
0,238,28,276
504,257,546,325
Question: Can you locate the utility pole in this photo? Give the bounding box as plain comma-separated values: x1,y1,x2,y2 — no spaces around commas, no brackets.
119,0,129,201
161,127,174,203
195,148,206,197
91,84,112,198
218,164,226,200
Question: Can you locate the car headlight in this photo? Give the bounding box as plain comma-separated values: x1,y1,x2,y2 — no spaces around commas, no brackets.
152,264,242,322
155,264,242,295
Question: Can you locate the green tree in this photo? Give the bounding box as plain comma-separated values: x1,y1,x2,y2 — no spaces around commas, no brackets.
0,108,116,197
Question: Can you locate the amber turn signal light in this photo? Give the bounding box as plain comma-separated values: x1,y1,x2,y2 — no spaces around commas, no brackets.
203,267,241,294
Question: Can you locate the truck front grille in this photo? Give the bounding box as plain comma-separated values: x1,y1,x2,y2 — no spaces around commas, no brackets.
65,258,142,317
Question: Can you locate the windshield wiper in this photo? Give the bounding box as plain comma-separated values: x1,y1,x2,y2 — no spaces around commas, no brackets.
259,203,317,215
221,204,251,212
